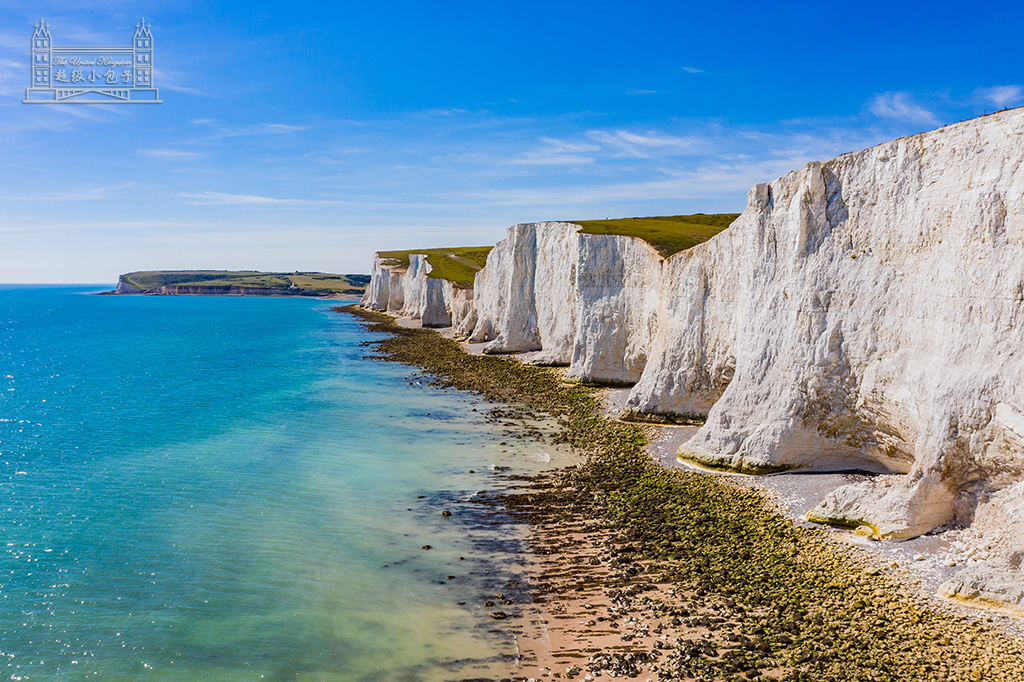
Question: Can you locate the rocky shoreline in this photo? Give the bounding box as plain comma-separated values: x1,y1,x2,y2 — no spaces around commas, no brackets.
341,305,1024,682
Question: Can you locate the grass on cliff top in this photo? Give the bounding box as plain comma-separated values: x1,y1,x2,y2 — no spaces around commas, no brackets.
341,304,1024,682
376,246,493,288
120,270,370,295
377,214,737,286
571,213,740,258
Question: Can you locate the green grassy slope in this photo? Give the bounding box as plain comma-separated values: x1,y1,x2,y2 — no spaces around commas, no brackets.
571,213,740,258
379,214,739,286
119,271,370,295
377,246,493,288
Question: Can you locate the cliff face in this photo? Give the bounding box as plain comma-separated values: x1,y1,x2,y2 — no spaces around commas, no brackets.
628,111,1024,544
362,109,1024,607
469,222,578,360
360,254,473,329
155,285,310,296
466,221,663,382
116,282,316,296
571,232,663,383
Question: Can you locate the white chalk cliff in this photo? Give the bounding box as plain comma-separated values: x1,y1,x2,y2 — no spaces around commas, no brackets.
360,254,475,330
363,109,1024,610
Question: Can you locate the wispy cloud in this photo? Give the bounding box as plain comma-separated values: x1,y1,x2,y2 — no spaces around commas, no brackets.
179,191,344,207
189,120,311,142
626,89,661,95
508,137,599,166
0,182,135,202
139,149,204,160
868,92,937,125
587,129,705,158
0,30,25,51
155,67,206,96
445,121,887,213
180,191,297,205
976,85,1023,109
681,66,704,74
461,154,813,210
510,151,596,166
0,57,24,98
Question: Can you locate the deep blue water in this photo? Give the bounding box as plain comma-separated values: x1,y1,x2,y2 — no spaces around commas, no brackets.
0,286,559,681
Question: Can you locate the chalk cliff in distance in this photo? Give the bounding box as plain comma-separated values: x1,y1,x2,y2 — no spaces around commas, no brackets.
363,109,1024,610
361,254,475,331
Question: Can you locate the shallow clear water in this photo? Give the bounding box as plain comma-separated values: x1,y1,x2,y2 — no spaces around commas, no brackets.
0,286,567,681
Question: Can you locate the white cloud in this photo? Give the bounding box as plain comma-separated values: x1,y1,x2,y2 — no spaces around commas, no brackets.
264,123,307,133
681,66,704,74
977,85,1023,109
179,191,345,207
180,191,296,205
587,129,705,158
0,182,135,202
0,30,26,51
508,137,599,165
868,92,938,125
139,149,204,160
538,136,600,153
509,151,595,166
188,120,311,142
626,89,661,95
0,57,30,99
155,69,206,96
616,131,701,150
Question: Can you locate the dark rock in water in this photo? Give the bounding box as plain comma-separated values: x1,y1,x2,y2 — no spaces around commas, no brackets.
441,510,452,517
484,600,495,607
489,611,508,620
421,545,432,550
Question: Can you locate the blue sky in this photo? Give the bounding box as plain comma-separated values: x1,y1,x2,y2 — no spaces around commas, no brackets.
1,1,1023,282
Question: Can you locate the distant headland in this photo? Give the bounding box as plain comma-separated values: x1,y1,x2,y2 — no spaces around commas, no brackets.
107,270,370,298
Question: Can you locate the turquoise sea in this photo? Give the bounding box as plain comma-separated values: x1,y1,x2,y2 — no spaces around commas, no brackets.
0,286,567,682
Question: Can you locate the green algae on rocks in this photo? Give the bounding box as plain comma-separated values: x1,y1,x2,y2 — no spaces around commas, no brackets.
339,305,1024,682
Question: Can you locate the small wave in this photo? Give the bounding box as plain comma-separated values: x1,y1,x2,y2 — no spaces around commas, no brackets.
462,489,484,501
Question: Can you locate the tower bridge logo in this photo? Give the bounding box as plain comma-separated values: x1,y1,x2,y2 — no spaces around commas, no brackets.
23,18,161,104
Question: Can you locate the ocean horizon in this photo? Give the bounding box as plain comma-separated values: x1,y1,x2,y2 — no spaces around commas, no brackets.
0,285,564,681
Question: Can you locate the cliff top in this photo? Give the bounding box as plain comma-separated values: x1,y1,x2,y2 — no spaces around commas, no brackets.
119,270,371,295
377,246,493,287
572,213,740,257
